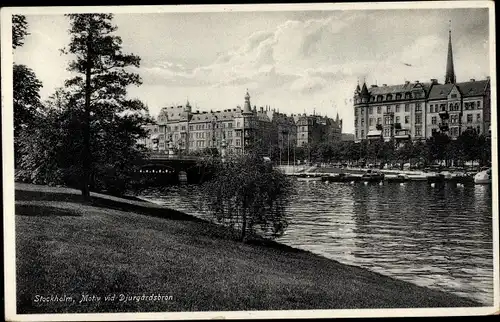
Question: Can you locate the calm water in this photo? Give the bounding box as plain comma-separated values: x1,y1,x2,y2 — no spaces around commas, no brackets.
138,180,494,305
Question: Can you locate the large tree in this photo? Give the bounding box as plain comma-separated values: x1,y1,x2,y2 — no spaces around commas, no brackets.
62,14,146,198
12,15,43,167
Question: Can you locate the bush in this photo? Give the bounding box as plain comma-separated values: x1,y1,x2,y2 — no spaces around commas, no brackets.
199,152,294,242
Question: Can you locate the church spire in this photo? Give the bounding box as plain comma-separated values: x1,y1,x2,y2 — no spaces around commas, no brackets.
445,20,456,84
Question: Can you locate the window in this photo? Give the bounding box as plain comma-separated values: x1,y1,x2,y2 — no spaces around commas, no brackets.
405,116,410,124
361,108,364,114
464,102,469,110
415,114,422,124
431,116,437,125
355,117,358,124
415,103,422,112
181,126,186,131
396,105,400,113
228,123,233,128
396,93,402,100
369,107,373,114
471,102,475,109
451,94,457,99
405,92,411,99
415,126,422,136
405,104,410,112
476,126,481,134
361,118,365,126
396,116,400,123
440,104,446,111
377,96,382,102
429,105,433,113
384,128,390,137
369,118,373,126
361,130,364,137
236,139,241,146
387,106,392,113
477,101,481,109
377,117,381,124
387,94,393,101
477,113,481,122
355,130,358,138
467,114,473,123
377,106,381,114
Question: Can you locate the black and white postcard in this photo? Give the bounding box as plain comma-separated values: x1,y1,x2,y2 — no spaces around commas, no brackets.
2,2,498,320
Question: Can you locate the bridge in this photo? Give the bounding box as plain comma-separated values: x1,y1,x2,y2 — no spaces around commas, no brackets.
134,152,212,185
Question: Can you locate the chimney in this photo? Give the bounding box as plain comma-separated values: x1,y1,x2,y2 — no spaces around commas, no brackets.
430,78,438,84
371,85,378,88
470,78,475,82
486,76,490,80
260,106,264,113
382,84,387,87
415,80,419,83
405,81,410,85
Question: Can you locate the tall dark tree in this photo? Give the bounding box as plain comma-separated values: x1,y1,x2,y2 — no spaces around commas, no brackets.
13,65,43,164
12,15,43,167
62,14,144,199
12,15,28,48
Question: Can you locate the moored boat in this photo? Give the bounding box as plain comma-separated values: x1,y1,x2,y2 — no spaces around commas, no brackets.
361,169,385,182
386,174,409,183
474,168,492,184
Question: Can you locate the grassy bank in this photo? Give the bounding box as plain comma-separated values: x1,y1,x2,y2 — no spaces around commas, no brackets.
14,183,481,313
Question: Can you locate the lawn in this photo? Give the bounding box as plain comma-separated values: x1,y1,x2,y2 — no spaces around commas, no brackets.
14,183,480,313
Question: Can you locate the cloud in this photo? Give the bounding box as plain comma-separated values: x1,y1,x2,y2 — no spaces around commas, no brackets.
138,16,350,91
289,76,328,95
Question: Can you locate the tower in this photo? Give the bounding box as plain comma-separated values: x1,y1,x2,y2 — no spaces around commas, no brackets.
445,20,456,84
184,99,192,112
243,89,252,115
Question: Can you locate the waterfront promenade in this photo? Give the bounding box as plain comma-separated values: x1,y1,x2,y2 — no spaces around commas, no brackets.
14,183,480,313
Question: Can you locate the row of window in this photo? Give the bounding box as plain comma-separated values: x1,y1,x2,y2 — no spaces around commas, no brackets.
360,103,423,116
187,139,242,148
355,125,422,138
429,101,481,113
358,115,412,126
430,113,481,125
369,92,422,102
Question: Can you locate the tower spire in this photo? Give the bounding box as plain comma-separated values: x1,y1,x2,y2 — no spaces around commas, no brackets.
445,20,456,84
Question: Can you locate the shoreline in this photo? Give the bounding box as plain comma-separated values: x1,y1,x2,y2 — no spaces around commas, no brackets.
13,183,484,313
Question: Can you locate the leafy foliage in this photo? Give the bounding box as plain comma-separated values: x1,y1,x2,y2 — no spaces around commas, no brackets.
199,152,294,242
16,14,151,196
62,13,145,196
13,65,43,165
12,15,28,48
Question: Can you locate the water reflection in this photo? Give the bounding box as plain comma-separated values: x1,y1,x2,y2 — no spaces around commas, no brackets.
138,181,493,305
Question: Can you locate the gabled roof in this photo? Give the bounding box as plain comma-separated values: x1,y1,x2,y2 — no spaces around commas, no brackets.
458,80,489,97
368,82,432,96
428,84,455,100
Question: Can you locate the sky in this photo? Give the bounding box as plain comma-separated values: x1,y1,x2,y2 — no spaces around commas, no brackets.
13,6,491,133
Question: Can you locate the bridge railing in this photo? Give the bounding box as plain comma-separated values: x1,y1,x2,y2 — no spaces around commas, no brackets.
147,152,202,161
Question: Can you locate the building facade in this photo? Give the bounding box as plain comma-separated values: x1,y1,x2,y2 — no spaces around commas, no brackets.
141,91,342,155
353,26,491,143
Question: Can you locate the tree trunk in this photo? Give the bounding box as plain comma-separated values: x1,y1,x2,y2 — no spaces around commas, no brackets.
241,206,247,242
82,35,92,200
